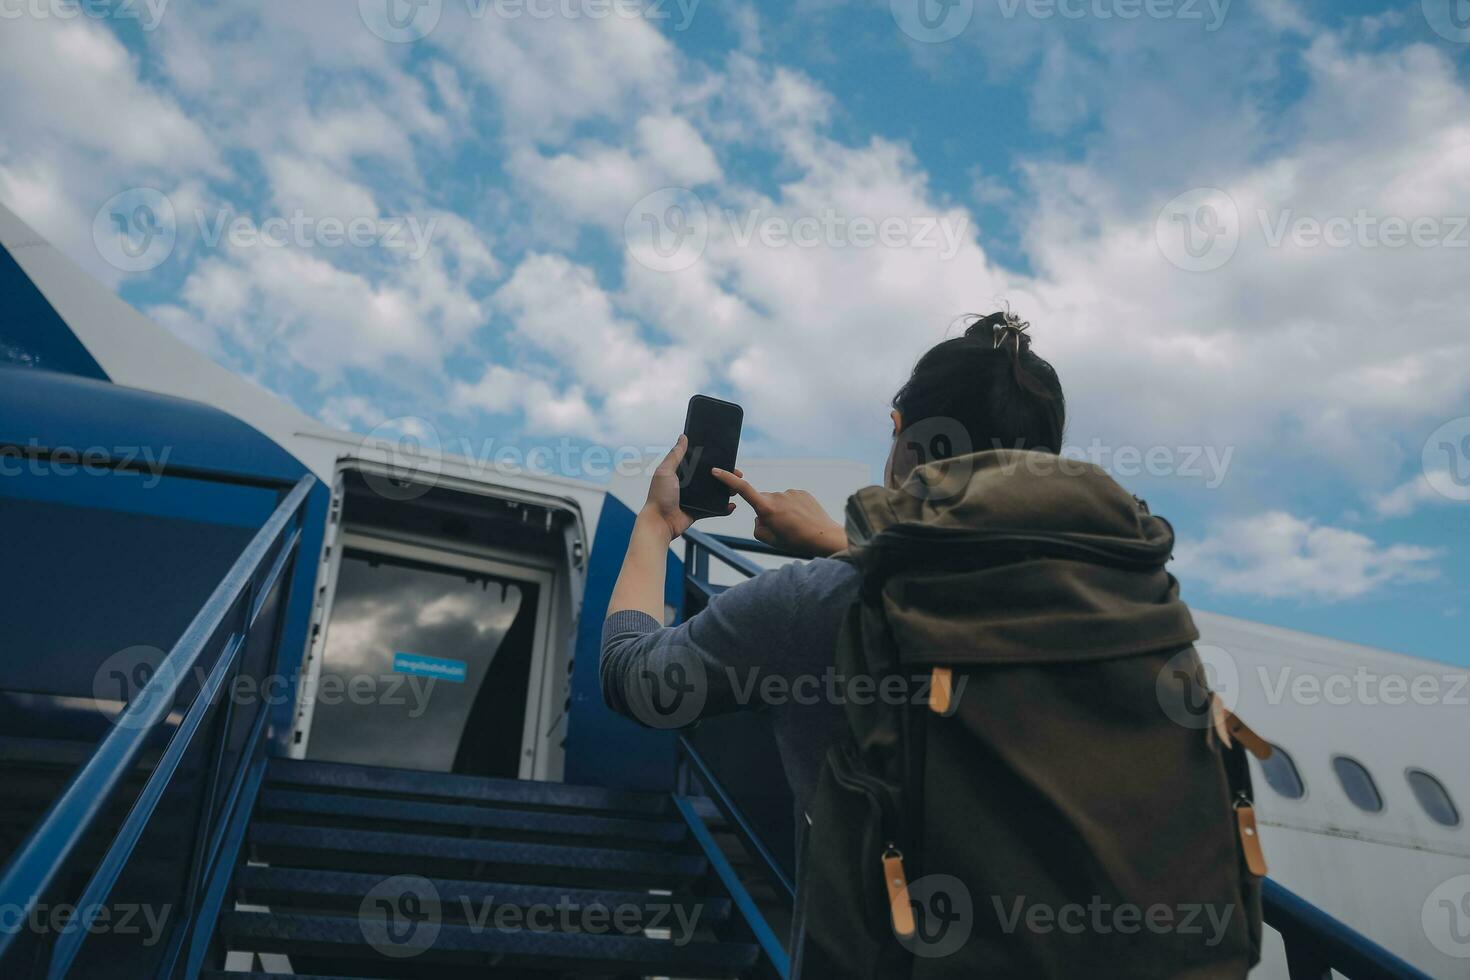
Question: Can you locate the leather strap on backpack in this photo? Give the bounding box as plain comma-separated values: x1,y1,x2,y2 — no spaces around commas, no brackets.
1211,694,1270,878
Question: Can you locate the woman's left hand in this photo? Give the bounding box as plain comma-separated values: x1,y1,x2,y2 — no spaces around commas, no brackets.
641,435,738,540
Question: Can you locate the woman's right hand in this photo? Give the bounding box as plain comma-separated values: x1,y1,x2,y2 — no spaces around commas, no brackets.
711,469,847,559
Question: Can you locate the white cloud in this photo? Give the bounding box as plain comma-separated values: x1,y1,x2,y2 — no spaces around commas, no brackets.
429,61,471,124
262,155,380,221
1010,38,1470,486
1175,511,1440,602
148,303,229,363
284,103,429,174
432,5,682,140
317,393,385,432
0,158,109,283
451,365,602,440
490,253,705,441
635,114,723,187
0,17,218,173
166,228,496,387
1372,471,1459,519
509,113,721,232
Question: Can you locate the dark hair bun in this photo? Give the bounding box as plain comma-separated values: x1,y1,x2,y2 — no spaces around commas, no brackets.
893,308,1065,456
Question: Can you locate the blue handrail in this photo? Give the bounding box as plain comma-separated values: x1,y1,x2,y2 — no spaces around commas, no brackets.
1265,879,1431,980
0,473,315,977
672,795,791,980
679,526,1435,980
677,735,795,902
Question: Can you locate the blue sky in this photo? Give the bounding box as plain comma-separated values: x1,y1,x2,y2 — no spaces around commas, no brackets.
1,0,1466,664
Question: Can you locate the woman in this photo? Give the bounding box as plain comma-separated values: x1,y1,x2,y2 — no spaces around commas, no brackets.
601,312,1261,980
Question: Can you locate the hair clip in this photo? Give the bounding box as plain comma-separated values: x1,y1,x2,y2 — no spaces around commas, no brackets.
994,310,1030,350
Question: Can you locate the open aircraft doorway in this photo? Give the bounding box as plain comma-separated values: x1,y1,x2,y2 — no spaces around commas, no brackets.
288,462,585,784
303,534,553,780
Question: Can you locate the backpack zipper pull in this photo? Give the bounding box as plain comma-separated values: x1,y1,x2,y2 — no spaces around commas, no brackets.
882,843,916,939
929,667,953,715
1234,794,1269,877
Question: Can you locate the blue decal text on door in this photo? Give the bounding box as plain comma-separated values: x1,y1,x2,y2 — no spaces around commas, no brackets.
393,653,467,683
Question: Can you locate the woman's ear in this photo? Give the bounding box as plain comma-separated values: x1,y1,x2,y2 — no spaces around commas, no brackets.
884,409,908,489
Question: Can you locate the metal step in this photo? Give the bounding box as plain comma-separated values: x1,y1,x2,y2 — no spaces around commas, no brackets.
206,762,760,975
220,909,759,978
235,865,731,932
200,974,373,980
256,787,688,846
266,759,671,817
249,822,706,889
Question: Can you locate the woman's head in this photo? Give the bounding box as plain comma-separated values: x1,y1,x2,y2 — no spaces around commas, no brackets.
886,311,1065,487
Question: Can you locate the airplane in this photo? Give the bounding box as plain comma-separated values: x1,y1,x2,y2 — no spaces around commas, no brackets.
0,198,1462,977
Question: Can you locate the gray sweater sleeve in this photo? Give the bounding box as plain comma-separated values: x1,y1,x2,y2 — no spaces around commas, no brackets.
600,557,855,729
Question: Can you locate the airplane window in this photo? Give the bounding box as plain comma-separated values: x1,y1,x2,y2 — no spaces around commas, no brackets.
1332,756,1384,813
1258,744,1305,800
1406,770,1461,828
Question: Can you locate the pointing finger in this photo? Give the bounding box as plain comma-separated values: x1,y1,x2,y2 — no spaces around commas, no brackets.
711,467,769,513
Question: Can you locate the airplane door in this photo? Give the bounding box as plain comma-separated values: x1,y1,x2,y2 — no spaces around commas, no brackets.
302,533,553,777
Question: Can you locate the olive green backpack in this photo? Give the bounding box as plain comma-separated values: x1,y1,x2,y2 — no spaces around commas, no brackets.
798,450,1267,979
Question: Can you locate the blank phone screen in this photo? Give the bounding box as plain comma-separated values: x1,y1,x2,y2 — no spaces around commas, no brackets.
678,395,743,516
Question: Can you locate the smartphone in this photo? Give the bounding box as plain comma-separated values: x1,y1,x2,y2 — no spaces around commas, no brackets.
678,394,743,518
